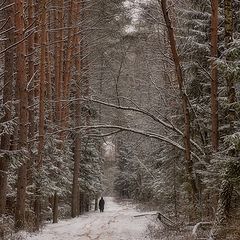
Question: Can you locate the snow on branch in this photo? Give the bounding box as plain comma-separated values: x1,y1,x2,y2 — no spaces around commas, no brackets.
75,124,203,163
87,97,205,156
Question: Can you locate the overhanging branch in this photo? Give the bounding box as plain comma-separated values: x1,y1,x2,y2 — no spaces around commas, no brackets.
87,97,205,156
72,124,204,163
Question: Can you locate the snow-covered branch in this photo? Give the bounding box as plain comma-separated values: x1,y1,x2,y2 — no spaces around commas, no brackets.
72,124,203,163
88,97,205,156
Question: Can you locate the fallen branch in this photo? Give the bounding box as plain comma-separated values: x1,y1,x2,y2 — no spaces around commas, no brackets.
134,211,178,229
134,212,158,218
192,222,212,239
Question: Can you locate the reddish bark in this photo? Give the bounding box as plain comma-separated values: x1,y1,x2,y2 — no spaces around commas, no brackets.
14,0,29,230
159,0,198,206
0,1,14,216
210,0,219,151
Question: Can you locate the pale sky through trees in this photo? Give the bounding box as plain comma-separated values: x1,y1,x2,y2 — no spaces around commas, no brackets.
124,0,142,32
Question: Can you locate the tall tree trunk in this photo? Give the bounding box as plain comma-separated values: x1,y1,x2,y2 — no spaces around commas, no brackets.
210,0,219,151
51,0,65,225
45,31,53,123
210,1,238,239
0,1,14,216
14,0,29,230
81,0,91,211
81,0,90,125
34,0,47,230
27,0,36,194
61,0,76,137
159,0,199,213
53,0,63,126
27,0,35,143
71,2,81,218
58,0,64,138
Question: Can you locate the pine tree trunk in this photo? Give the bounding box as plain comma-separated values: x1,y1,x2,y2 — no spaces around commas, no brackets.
210,0,219,151
27,0,35,142
27,0,35,194
53,0,62,125
53,192,58,223
71,2,81,216
61,0,76,138
210,1,238,239
34,0,47,230
71,59,81,217
58,0,64,141
0,1,14,216
45,31,53,123
159,0,199,213
95,197,98,211
14,0,29,230
49,0,65,225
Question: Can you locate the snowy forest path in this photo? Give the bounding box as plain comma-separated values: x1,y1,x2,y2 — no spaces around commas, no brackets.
25,197,152,240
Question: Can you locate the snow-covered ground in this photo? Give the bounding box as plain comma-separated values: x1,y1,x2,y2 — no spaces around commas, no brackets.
24,197,152,240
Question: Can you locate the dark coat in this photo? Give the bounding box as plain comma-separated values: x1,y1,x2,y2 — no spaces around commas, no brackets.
99,197,105,210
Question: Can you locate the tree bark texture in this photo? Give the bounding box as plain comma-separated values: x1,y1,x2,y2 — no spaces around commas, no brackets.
45,31,53,123
80,0,90,126
14,0,29,230
0,0,14,216
61,0,76,135
27,0,35,150
210,0,219,151
54,0,64,127
159,0,199,208
71,2,81,218
53,191,58,223
34,0,47,230
27,0,36,195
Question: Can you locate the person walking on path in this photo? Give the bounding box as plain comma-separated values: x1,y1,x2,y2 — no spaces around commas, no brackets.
99,197,105,212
